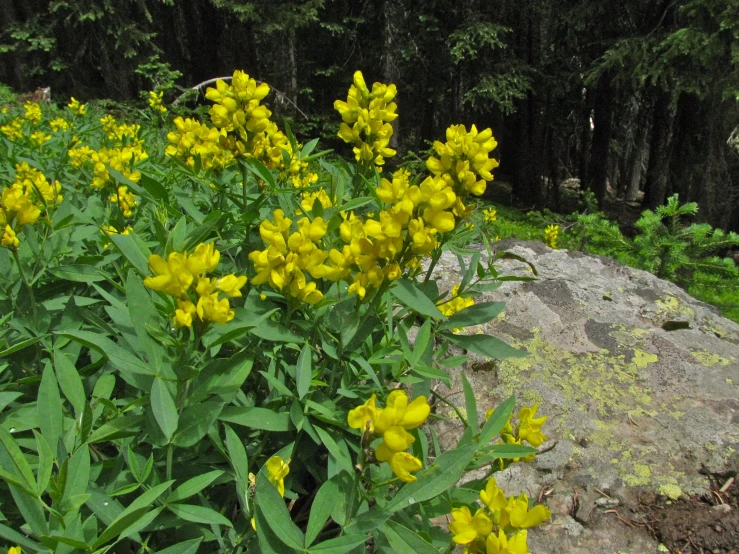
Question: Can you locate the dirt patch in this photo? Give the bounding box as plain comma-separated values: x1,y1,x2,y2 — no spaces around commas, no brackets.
648,472,739,553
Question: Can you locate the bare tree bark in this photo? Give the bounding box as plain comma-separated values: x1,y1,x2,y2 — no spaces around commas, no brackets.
644,91,677,209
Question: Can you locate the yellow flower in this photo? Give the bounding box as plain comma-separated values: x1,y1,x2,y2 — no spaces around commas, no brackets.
1,225,20,249
144,252,194,297
544,225,559,249
0,118,23,141
437,284,475,317
30,131,51,146
23,102,42,125
50,118,70,132
480,477,508,513
516,404,547,447
347,394,377,432
196,292,235,324
448,506,493,545
8,547,22,554
216,274,247,297
486,530,530,554
265,456,290,497
148,91,167,114
186,242,221,275
174,299,196,328
374,446,423,482
507,494,551,529
334,70,398,167
109,185,138,217
483,207,497,223
373,390,431,435
68,97,87,116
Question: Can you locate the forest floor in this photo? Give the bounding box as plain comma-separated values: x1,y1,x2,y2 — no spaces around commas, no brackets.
647,470,739,553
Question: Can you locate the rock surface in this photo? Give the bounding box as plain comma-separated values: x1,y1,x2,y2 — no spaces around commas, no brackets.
430,241,739,554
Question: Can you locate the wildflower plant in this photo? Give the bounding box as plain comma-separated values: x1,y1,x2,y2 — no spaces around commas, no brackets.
0,71,549,553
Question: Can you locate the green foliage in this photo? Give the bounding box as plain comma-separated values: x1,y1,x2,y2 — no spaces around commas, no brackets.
0,77,550,553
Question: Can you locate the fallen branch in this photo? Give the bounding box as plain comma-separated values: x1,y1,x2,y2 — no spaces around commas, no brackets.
172,75,309,120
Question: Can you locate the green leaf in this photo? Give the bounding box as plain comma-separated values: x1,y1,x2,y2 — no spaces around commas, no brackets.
56,330,155,377
383,520,440,553
224,424,249,510
0,521,44,552
386,443,478,513
33,431,53,496
151,378,179,442
243,157,276,188
481,443,537,459
38,362,64,450
411,319,432,367
250,318,303,343
462,374,478,432
172,402,223,447
314,427,353,475
255,471,304,550
444,333,526,359
338,196,375,212
110,232,150,275
219,407,291,432
167,503,233,527
0,336,44,357
479,395,515,445
305,472,351,547
86,414,145,444
308,534,368,554
167,470,224,503
438,302,505,331
93,507,150,549
126,270,164,372
155,538,204,554
53,348,86,416
49,264,110,283
296,344,312,399
390,280,445,319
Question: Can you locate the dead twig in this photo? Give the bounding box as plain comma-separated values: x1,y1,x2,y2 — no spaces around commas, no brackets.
719,476,734,493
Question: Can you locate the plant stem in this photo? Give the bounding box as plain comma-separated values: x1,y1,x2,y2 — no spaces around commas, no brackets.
166,443,174,482
12,250,37,324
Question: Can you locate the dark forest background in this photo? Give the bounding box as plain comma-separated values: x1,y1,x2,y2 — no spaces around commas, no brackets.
2,0,738,229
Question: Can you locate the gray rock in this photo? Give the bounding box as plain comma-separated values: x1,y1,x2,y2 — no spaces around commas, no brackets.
428,241,739,554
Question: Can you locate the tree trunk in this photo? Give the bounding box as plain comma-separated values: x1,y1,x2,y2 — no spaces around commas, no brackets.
698,101,734,227
383,0,401,149
644,92,677,209
0,0,25,90
578,87,593,189
626,119,650,202
587,78,613,207
287,32,298,110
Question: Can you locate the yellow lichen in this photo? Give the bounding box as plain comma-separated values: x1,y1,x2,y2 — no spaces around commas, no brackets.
691,350,733,367
633,349,659,368
659,484,682,500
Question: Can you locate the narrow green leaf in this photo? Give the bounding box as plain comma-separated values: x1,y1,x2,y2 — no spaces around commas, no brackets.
167,503,233,527
296,344,312,399
53,348,86,416
479,396,515,445
86,414,145,444
151,378,179,442
38,362,64,450
110,233,150,274
0,336,44,357
438,302,506,331
305,472,351,547
155,538,204,554
219,407,291,432
167,470,224,503
308,534,368,554
126,270,163,372
0,521,44,552
33,431,53,496
390,280,445,319
386,443,478,513
172,402,223,447
462,374,478,432
383,520,440,553
255,472,304,550
444,333,526,359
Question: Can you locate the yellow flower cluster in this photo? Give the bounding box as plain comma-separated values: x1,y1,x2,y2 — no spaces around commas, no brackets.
485,404,547,466
109,185,138,218
30,131,51,147
67,97,87,115
544,225,559,249
334,70,397,167
89,147,147,191
101,224,132,248
67,145,96,167
249,209,328,305
279,150,319,189
348,390,430,482
144,243,246,328
50,118,70,132
147,91,167,114
166,116,234,171
449,476,551,554
483,207,497,223
300,189,333,213
8,547,21,554
100,115,144,148
0,118,23,141
23,102,42,125
1,163,61,250
437,283,475,317
427,124,499,199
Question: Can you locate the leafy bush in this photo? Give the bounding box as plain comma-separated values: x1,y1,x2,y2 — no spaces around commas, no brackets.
0,72,551,553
